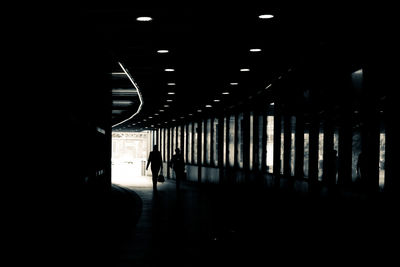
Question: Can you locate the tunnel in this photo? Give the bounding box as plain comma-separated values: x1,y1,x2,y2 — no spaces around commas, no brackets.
6,3,398,267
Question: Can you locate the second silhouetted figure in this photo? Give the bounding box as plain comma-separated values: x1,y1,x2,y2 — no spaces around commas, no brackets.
170,148,185,190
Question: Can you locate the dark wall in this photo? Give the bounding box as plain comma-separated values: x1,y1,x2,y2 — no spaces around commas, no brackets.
5,6,114,265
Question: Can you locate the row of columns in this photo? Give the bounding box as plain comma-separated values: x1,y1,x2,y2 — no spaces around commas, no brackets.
150,99,393,193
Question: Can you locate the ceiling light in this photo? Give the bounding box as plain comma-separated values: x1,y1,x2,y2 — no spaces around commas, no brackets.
164,105,170,107
197,109,202,112
213,99,220,102
166,99,173,102
259,14,274,19
112,100,133,105
167,83,176,86
188,113,193,116
154,113,159,116
165,68,175,72
157,49,169,53
148,116,153,119
136,16,153,21
250,48,262,52
270,102,275,106
222,92,230,95
240,68,250,72
205,105,212,108
167,92,175,95
111,72,126,75
230,82,238,85
160,109,165,112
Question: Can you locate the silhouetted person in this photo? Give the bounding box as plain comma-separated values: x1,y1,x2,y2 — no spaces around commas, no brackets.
326,149,339,185
356,152,366,186
146,145,163,191
170,148,185,190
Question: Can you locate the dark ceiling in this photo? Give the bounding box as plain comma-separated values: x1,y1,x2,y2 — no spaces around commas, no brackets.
80,4,375,131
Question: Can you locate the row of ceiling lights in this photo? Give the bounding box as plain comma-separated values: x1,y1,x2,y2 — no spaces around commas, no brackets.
133,13,275,128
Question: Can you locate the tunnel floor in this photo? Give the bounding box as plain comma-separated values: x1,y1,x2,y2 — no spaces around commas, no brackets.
104,175,399,267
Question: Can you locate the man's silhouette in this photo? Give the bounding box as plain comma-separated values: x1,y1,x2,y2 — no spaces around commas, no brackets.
170,148,185,190
146,145,163,191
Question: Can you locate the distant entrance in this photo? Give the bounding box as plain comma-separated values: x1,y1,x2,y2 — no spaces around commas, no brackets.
112,131,152,187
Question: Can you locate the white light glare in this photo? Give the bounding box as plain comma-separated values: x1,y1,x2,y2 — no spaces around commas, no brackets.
240,68,250,72
230,82,238,85
250,48,262,52
165,68,175,72
157,49,169,53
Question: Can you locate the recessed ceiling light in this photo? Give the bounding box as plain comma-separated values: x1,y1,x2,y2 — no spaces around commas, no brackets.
188,113,193,116
240,68,250,72
165,68,175,72
112,100,133,105
136,16,153,21
222,92,230,95
160,109,165,112
167,83,176,86
148,116,153,119
205,105,212,108
166,99,173,102
164,104,170,107
213,99,221,102
250,48,262,52
167,92,175,95
259,14,274,19
111,72,126,75
270,102,275,106
157,49,169,53
155,113,159,116
197,109,202,112
230,82,238,85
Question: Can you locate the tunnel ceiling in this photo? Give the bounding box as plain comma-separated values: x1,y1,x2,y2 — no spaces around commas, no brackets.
81,4,369,132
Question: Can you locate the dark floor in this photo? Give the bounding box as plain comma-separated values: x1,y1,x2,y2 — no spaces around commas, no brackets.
102,178,399,266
